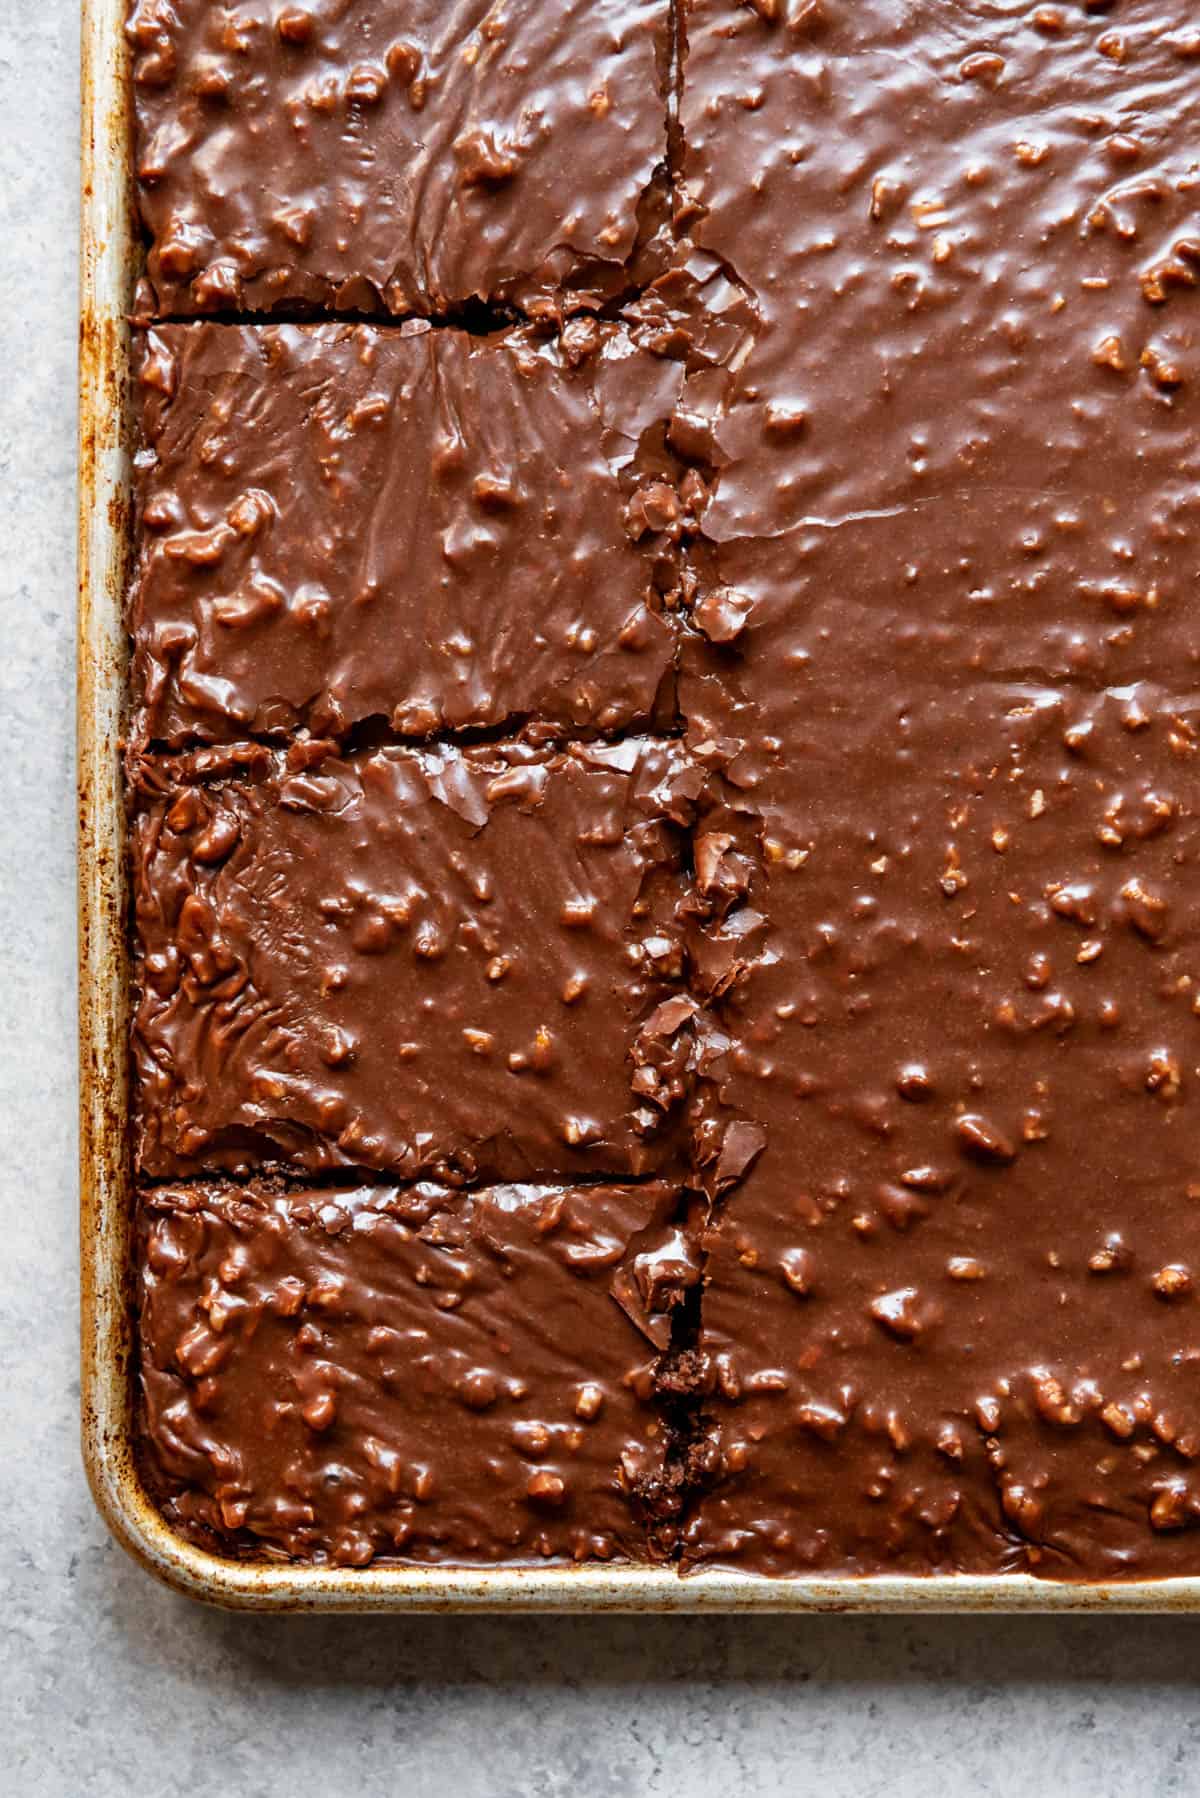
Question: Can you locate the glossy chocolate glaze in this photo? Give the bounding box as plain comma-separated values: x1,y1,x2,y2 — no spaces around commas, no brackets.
683,1147,1200,1578
132,736,704,1183
661,0,1200,1576
139,1179,698,1565
129,319,685,748
128,0,1200,1578
682,667,1200,1577
680,0,1199,675
126,0,671,317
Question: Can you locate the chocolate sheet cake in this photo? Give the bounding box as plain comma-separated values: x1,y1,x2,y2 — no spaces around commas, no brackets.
126,0,1200,1577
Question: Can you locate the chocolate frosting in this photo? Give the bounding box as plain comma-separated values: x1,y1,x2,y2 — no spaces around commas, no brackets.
682,672,1200,1576
671,0,1200,1578
676,0,1200,691
130,319,685,747
139,1179,694,1565
127,0,1200,1578
127,0,671,316
685,1146,1200,1578
133,735,704,1183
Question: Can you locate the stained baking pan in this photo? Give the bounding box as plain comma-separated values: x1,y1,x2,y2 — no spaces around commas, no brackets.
78,0,1199,1611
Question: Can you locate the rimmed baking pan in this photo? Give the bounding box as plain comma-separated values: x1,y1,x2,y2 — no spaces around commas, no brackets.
78,0,1200,1611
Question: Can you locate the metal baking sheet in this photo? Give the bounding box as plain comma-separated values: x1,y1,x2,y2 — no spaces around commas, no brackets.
78,0,1200,1612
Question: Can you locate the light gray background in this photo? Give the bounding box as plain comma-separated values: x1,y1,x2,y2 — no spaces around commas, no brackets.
3,12,1198,1795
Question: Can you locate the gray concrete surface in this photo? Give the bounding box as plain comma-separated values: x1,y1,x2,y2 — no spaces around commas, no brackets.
2,10,1198,1795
